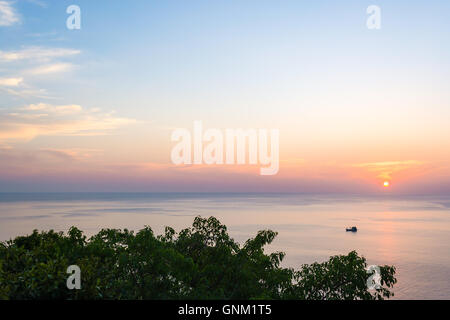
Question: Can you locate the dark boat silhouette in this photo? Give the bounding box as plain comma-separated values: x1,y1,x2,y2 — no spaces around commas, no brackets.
346,226,357,232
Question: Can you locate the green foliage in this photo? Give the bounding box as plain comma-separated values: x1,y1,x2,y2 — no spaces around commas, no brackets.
0,216,396,300
286,251,396,300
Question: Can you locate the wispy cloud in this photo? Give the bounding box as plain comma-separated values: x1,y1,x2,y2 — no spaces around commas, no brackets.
26,0,47,8
0,103,136,143
0,77,23,86
28,62,74,75
0,47,81,98
353,160,425,180
39,148,103,161
0,147,100,175
0,47,80,62
0,1,19,26
354,160,423,169
24,103,82,113
0,87,54,99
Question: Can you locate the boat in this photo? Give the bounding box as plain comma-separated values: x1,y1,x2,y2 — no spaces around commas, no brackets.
346,226,357,232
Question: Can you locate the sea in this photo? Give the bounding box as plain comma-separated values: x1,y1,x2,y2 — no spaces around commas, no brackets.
1,192,449,300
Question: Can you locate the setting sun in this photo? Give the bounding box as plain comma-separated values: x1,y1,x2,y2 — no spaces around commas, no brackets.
384,181,390,187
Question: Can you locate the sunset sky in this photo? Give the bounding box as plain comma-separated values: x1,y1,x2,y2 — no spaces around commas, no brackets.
1,0,450,193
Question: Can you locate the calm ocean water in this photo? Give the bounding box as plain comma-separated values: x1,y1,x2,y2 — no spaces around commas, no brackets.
1,193,449,300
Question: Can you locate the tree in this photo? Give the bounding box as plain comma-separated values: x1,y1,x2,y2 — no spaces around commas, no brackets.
0,216,396,300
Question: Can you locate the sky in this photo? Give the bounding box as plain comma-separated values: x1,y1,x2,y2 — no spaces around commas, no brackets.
0,0,450,193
